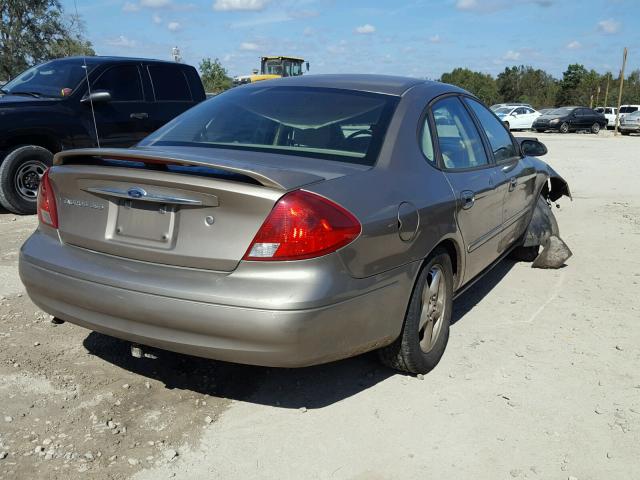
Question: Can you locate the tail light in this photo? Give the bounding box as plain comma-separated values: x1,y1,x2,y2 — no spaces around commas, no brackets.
37,168,58,229
243,190,361,261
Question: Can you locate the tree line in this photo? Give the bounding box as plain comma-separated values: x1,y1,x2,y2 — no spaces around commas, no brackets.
3,1,638,104
440,64,640,109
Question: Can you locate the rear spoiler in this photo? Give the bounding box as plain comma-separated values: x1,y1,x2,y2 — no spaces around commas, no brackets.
53,148,325,191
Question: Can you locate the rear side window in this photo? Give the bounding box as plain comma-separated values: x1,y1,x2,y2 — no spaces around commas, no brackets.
431,97,489,170
420,116,435,164
149,65,192,101
92,65,143,101
620,106,639,113
464,98,519,163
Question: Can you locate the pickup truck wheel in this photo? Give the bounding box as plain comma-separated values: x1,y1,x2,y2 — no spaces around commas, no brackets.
0,146,53,215
378,248,452,374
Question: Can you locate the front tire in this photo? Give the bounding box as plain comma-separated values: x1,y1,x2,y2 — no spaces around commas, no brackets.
591,123,601,134
621,131,630,136
559,122,569,134
0,146,53,214
378,248,453,374
535,129,545,133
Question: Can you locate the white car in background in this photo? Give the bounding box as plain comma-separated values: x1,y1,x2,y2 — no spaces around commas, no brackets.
619,105,640,122
595,106,618,128
494,105,541,130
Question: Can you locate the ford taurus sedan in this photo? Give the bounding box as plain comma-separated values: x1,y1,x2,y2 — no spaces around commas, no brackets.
19,75,571,374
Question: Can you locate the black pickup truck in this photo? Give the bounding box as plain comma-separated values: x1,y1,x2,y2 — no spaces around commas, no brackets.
0,56,206,214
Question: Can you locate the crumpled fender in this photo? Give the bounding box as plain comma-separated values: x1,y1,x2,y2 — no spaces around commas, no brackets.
523,195,573,268
543,164,572,202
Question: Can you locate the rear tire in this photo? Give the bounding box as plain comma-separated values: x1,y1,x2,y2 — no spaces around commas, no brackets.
535,129,545,133
621,131,630,136
0,146,53,214
378,248,453,374
559,122,569,134
591,123,601,134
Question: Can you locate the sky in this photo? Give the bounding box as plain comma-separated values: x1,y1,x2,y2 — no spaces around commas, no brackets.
63,0,639,79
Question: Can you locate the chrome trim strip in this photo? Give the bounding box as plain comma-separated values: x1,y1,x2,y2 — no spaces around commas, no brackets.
85,187,203,205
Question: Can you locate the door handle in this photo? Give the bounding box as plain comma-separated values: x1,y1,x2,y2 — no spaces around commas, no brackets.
130,112,149,120
461,190,475,210
509,177,517,192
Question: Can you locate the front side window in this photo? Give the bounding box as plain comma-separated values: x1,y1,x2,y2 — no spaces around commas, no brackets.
140,86,398,165
93,65,143,101
465,97,519,163
149,65,191,101
431,97,489,170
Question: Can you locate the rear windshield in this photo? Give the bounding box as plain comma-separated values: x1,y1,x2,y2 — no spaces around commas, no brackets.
140,86,399,165
620,106,639,113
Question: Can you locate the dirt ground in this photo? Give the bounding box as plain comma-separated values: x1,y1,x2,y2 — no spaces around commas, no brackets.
1,130,639,480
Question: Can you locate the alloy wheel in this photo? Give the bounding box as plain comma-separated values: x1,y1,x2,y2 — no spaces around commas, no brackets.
418,265,447,353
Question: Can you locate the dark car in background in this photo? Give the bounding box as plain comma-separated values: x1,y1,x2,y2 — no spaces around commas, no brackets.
532,106,606,134
0,56,206,214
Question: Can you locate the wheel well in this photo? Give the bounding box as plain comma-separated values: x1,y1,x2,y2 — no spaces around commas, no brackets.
3,135,60,157
434,239,461,289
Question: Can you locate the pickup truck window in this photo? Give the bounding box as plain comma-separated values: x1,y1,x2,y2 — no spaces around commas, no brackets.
149,66,191,101
92,65,143,101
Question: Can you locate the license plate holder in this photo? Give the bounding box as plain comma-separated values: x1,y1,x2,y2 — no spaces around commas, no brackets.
113,200,176,245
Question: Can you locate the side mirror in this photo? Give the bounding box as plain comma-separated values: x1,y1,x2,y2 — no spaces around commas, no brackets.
306,62,310,72
520,139,547,157
81,90,111,104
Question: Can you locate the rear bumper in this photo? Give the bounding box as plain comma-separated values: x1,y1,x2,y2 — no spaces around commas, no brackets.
619,124,640,132
19,231,416,367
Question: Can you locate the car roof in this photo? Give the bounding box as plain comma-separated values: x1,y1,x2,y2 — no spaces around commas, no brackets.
240,74,429,96
55,56,183,66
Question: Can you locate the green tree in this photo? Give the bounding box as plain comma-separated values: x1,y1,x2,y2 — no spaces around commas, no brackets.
556,64,592,106
0,0,94,80
199,57,232,94
496,65,558,109
440,68,500,105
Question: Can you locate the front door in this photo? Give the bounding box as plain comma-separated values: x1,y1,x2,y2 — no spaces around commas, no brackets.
86,64,151,147
464,97,537,253
431,96,504,283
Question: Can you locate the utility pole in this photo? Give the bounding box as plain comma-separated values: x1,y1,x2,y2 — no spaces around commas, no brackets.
614,47,628,136
604,73,610,107
172,46,182,63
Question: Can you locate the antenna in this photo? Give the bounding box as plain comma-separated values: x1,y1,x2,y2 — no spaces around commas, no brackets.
74,0,100,148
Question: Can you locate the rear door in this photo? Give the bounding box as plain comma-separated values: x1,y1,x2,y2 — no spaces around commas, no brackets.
512,107,528,129
88,64,151,147
146,64,195,132
430,96,504,282
465,97,537,253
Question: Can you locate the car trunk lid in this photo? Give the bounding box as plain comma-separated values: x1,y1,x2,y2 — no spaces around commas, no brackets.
49,147,366,271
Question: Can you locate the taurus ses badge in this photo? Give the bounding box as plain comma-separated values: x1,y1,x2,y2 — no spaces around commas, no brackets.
127,187,147,199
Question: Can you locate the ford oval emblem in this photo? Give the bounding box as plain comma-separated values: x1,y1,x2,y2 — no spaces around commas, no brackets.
127,187,147,199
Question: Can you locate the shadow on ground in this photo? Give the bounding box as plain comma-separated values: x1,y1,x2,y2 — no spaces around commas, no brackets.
83,259,516,409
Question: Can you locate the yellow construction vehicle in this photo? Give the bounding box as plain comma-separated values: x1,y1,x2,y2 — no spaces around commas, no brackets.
233,56,309,86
